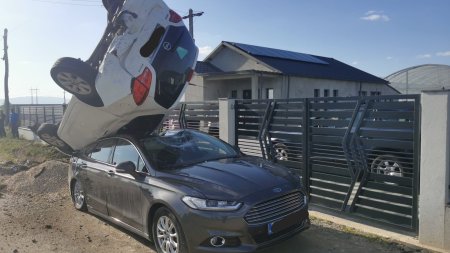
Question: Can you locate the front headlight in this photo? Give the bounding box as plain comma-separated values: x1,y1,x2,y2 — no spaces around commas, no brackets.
182,196,242,211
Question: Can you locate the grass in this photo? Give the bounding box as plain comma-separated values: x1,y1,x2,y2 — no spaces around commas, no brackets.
0,136,68,164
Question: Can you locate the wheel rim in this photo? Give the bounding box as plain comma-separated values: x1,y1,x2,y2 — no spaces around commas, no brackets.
73,181,85,209
275,146,288,161
56,72,92,95
156,216,179,253
40,133,66,148
372,158,403,177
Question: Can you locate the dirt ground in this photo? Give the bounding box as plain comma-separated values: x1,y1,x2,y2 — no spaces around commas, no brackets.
0,160,434,253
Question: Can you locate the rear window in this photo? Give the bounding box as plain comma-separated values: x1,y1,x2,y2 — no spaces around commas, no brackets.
153,26,197,109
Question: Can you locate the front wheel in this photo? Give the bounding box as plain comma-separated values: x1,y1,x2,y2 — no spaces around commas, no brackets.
50,57,103,107
153,207,187,253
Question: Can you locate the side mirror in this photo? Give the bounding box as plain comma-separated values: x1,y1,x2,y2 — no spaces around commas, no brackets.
115,161,136,174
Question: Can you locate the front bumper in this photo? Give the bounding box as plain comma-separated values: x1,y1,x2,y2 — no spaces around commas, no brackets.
180,205,310,253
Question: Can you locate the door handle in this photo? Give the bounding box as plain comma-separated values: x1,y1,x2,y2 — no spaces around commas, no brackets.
107,170,115,176
79,162,87,169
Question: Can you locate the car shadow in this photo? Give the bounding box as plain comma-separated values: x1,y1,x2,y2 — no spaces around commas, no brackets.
89,212,156,251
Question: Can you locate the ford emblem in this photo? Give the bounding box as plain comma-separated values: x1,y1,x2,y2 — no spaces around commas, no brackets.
163,42,172,51
272,187,282,193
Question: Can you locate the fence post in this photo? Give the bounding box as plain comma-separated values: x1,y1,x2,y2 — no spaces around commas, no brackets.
302,98,310,192
419,90,450,251
219,98,235,146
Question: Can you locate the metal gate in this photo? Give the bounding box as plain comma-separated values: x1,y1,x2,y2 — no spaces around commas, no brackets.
235,95,420,232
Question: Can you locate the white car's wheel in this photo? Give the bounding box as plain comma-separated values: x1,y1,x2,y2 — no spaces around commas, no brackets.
370,155,404,177
37,123,73,154
50,57,103,107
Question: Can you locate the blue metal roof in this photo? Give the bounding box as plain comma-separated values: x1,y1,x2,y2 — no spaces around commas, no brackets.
195,61,223,74
223,41,388,84
229,42,329,65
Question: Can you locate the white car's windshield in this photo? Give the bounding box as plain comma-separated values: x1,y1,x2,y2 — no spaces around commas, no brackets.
142,130,239,170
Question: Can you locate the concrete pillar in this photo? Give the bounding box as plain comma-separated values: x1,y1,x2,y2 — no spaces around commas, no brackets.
219,98,235,146
251,76,259,99
419,90,450,251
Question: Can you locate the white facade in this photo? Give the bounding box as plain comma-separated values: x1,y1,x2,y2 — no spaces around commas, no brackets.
186,43,398,102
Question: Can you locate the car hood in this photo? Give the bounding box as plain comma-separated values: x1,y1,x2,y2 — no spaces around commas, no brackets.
158,156,301,200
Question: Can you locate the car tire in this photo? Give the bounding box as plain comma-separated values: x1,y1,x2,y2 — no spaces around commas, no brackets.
273,143,289,161
37,123,73,154
153,207,188,253
50,57,104,107
71,180,87,211
370,155,404,177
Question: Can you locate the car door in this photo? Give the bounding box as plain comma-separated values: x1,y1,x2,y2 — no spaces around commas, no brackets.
107,138,147,231
81,139,116,215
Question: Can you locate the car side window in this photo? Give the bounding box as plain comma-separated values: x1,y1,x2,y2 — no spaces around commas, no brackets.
90,139,116,163
113,139,147,173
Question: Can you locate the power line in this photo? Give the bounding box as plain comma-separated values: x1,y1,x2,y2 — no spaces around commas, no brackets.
31,0,102,6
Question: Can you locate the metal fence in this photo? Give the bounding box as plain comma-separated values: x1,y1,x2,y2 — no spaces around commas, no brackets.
235,95,420,232
160,101,220,137
16,104,66,128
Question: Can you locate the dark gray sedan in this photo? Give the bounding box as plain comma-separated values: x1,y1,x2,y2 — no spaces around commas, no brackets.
69,129,309,253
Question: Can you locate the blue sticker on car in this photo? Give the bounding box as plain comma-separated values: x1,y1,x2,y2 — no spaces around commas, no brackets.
176,47,188,59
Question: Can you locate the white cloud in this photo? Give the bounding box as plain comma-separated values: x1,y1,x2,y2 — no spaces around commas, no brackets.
352,61,359,66
198,46,213,60
386,56,393,60
361,11,390,22
437,51,450,57
417,54,432,59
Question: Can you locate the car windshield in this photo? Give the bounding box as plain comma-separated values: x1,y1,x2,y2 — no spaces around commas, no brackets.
141,130,239,170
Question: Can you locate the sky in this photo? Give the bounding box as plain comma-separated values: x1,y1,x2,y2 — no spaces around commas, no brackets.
0,0,449,98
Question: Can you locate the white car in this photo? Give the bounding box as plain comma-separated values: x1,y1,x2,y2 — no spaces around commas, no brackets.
38,0,198,153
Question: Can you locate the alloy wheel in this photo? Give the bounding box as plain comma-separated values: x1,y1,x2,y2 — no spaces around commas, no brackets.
156,216,179,253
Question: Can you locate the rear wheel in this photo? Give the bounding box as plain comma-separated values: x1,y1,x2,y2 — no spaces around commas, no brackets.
37,123,73,154
273,143,289,161
71,180,87,211
153,207,187,253
370,155,404,177
50,57,103,107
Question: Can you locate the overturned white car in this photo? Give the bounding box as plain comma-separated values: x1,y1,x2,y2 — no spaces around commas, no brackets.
38,0,198,153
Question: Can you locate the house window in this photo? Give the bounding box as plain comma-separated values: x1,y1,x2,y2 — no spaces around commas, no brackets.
266,88,274,99
314,89,320,98
231,90,237,99
243,89,252,99
333,90,339,97
370,91,381,96
323,89,330,97
359,91,367,96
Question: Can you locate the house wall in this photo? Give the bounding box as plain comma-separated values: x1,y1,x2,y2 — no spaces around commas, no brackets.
209,47,275,73
183,75,204,102
287,77,398,98
203,78,251,100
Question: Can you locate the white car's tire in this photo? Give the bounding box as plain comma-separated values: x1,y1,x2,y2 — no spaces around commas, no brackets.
37,123,73,154
50,57,104,107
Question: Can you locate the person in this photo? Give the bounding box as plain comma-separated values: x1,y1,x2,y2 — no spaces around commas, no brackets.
0,110,5,137
10,108,19,138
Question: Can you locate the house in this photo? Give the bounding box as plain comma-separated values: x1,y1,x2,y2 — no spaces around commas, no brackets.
184,41,398,101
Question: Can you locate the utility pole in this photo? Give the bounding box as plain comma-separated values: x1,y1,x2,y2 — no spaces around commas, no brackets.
30,88,34,104
2,28,10,125
182,9,204,39
30,88,39,104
